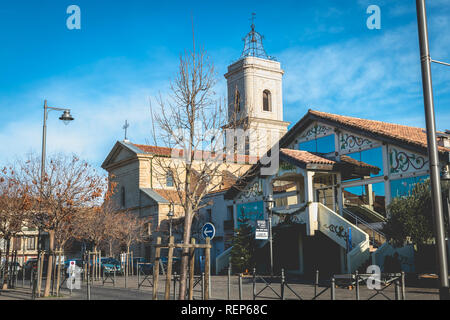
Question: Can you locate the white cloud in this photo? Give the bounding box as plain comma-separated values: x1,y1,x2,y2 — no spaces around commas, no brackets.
279,16,450,131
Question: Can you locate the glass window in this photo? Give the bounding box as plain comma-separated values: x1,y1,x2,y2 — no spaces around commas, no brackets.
27,237,36,250
343,182,386,218
235,90,241,113
263,90,271,112
166,172,174,187
346,147,383,178
390,175,429,199
299,134,335,154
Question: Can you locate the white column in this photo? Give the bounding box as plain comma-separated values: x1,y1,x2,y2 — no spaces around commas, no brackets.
304,171,315,203
337,173,344,216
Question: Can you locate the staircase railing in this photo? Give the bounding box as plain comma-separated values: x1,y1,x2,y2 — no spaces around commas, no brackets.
215,246,232,275
343,208,386,247
317,203,370,273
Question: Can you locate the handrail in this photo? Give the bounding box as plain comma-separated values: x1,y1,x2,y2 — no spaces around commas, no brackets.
343,208,386,241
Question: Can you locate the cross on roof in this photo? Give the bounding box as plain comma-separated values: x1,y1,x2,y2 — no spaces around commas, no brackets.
123,120,129,141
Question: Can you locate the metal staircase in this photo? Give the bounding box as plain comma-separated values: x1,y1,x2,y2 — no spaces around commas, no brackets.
343,208,386,248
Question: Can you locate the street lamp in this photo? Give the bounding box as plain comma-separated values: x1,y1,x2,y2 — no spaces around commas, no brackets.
37,100,74,294
41,100,75,181
264,194,275,275
168,203,174,238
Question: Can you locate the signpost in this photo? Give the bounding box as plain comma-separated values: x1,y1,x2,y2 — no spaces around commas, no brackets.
255,220,269,240
201,223,216,240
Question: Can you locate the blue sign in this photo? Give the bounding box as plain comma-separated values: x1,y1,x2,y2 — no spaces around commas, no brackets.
202,223,215,240
236,201,264,231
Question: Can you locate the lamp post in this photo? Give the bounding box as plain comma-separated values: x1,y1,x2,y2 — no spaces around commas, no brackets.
38,100,74,295
416,0,449,300
264,195,275,276
168,203,174,238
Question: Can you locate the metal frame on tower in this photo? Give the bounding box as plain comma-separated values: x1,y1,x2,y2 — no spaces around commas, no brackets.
240,13,276,61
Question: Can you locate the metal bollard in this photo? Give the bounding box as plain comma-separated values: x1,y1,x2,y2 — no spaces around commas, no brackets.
281,269,285,301
394,280,400,300
201,272,205,300
252,268,256,300
314,270,319,297
113,269,116,287
331,277,336,300
355,271,360,301
173,272,177,300
30,269,34,289
401,272,406,300
87,272,91,300
239,273,243,300
227,264,231,300
137,264,140,289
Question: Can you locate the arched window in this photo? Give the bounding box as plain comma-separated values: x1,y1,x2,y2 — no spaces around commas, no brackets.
263,90,271,112
235,90,241,113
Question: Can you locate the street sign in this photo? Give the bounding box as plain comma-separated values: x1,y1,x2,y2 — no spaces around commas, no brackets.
201,222,216,240
255,220,269,240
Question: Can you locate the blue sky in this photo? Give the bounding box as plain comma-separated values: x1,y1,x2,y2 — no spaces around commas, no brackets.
0,0,449,170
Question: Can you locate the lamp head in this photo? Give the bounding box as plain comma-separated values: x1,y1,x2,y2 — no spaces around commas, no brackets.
59,110,74,125
264,194,275,210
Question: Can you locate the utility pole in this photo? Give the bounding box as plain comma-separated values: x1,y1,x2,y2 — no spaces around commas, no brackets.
416,0,449,300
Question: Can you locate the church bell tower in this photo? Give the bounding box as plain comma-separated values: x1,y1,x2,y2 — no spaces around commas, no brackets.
224,18,290,157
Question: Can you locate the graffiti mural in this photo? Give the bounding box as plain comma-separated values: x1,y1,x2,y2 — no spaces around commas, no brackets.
300,123,333,140
339,132,376,153
389,146,429,175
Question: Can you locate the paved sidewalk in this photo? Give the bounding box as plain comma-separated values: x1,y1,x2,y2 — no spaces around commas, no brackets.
0,275,440,300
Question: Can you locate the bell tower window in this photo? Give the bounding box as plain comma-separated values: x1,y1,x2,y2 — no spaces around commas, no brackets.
263,90,271,112
235,90,241,113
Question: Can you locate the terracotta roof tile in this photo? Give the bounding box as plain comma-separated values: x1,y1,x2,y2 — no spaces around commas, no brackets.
132,144,258,163
280,149,336,165
308,110,450,153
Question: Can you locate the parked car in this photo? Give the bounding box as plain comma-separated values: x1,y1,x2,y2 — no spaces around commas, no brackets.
63,259,84,272
23,258,49,277
100,257,123,274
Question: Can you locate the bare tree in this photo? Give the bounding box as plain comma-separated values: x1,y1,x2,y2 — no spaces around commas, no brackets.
0,166,32,290
149,39,256,299
117,212,147,255
20,153,106,297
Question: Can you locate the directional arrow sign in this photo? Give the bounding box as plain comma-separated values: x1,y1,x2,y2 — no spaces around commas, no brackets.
202,223,216,240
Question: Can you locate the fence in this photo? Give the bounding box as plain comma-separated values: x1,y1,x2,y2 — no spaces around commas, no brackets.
226,267,407,301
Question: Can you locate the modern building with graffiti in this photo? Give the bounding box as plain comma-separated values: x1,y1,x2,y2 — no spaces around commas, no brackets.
214,109,450,276
208,24,450,277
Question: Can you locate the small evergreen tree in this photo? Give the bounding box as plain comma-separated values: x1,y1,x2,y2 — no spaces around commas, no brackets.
230,218,255,274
